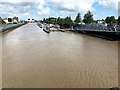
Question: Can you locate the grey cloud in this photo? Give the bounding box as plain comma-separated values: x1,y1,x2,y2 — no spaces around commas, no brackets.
0,2,39,15
0,2,38,6
46,2,77,12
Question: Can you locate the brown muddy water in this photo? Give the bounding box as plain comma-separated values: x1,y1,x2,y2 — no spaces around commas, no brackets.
1,23,118,88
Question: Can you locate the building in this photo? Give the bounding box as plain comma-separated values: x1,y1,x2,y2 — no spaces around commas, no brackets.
96,20,105,24
3,18,9,24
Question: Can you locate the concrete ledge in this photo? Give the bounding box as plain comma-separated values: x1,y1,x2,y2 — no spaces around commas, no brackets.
0,23,27,32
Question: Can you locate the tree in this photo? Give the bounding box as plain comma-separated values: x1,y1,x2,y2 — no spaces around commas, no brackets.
13,17,18,21
57,17,64,28
83,10,94,24
64,16,73,28
118,16,120,25
105,16,116,24
40,20,43,23
43,18,46,23
0,17,6,24
42,17,57,24
110,16,116,23
105,17,110,24
74,13,81,24
47,17,57,24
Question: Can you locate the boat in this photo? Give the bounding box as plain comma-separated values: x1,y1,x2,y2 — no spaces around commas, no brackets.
72,24,120,40
43,29,50,33
59,29,65,32
82,30,120,40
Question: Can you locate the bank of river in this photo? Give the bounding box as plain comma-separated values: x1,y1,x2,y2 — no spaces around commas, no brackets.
2,23,118,88
0,23,27,32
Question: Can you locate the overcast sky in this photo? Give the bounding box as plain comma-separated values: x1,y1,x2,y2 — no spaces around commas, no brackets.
0,0,119,20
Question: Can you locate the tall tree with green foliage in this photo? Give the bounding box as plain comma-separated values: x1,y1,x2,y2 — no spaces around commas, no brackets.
64,16,73,28
42,17,57,24
105,16,116,24
105,17,110,24
0,17,6,24
43,18,46,22
118,16,120,25
74,13,81,24
57,17,64,27
48,17,57,24
110,16,116,23
83,10,94,24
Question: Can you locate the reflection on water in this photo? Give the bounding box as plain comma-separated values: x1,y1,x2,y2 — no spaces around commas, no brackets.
2,23,118,88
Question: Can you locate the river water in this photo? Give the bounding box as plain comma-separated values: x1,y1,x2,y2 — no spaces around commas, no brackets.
1,23,118,88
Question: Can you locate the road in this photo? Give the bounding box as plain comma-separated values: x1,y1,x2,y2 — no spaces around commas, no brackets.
1,23,118,88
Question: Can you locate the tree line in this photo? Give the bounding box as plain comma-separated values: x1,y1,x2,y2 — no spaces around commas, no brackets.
40,10,118,28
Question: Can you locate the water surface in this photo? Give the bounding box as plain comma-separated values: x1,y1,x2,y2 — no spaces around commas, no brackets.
2,23,118,88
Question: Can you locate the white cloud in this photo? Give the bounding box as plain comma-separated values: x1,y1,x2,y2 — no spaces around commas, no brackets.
0,0,118,19
38,7,50,15
98,0,119,10
1,0,22,3
0,0,50,19
46,0,97,13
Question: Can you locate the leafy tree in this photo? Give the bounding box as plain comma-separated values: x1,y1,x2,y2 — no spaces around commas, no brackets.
64,16,73,28
74,13,81,24
83,10,94,24
105,16,116,24
105,17,110,24
48,17,57,24
42,17,57,24
57,17,64,28
43,16,73,28
110,16,116,23
0,17,6,24
118,16,120,25
43,18,46,22
39,20,43,23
